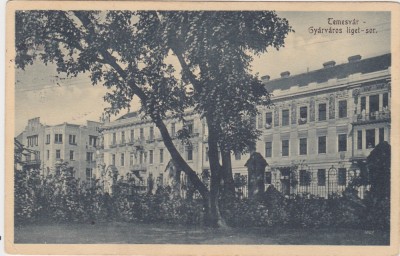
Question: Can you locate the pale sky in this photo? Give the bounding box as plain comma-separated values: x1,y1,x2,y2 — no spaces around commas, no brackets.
15,11,390,135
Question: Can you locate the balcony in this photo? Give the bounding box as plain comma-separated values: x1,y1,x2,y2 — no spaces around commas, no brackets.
146,136,155,143
298,118,307,125
353,110,390,125
109,143,117,148
133,139,145,150
24,159,41,165
131,163,147,172
86,160,96,167
96,143,104,150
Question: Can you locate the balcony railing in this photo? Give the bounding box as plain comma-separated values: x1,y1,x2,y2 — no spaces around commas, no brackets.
298,118,307,125
146,136,155,143
24,159,41,165
354,110,390,124
131,163,147,171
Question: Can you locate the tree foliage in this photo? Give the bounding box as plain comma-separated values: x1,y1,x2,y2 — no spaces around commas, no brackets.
15,10,292,226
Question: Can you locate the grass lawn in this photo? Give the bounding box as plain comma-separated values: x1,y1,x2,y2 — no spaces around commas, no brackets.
14,222,389,245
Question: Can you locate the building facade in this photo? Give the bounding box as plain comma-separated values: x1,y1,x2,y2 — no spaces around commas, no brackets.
98,53,391,197
16,118,102,182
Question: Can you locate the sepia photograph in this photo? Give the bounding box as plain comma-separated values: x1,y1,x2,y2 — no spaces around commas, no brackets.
5,1,400,255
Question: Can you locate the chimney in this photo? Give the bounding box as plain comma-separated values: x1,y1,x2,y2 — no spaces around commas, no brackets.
280,71,290,78
261,75,270,81
348,55,362,63
323,60,336,68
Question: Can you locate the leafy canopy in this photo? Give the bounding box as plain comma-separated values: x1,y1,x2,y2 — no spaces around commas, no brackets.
16,11,292,154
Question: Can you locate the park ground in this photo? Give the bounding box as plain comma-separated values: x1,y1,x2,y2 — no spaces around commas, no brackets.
14,222,389,245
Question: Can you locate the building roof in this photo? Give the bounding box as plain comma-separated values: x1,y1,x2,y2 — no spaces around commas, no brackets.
263,53,391,92
117,111,139,120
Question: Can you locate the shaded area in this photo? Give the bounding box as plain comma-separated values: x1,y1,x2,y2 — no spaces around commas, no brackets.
15,222,389,245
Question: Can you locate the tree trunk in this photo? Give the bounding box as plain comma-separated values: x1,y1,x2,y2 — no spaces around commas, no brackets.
205,115,227,227
154,117,208,196
221,149,235,198
153,116,215,225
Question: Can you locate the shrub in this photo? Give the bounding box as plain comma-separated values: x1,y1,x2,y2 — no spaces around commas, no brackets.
287,194,333,228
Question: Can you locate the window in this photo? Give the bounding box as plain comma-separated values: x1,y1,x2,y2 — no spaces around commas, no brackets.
55,134,63,144
187,122,194,134
56,150,61,159
112,154,116,165
86,168,92,181
130,129,135,142
299,170,309,186
257,113,263,129
139,152,144,164
299,106,307,124
89,135,97,146
27,135,38,147
379,128,385,143
357,130,363,150
70,150,74,160
318,103,327,121
360,96,366,112
338,168,347,186
299,138,307,155
338,134,347,152
282,110,289,126
86,152,93,162
171,123,176,137
140,128,144,140
187,146,193,161
265,112,272,128
366,129,375,148
112,133,116,145
47,150,50,160
121,131,125,144
338,100,347,118
369,95,379,113
317,169,326,186
235,152,241,160
46,134,50,144
120,153,125,166
265,142,272,158
69,134,76,145
149,127,154,140
383,93,389,108
160,149,164,163
205,147,209,161
282,140,289,156
149,150,154,164
130,153,134,166
265,172,272,184
318,136,326,154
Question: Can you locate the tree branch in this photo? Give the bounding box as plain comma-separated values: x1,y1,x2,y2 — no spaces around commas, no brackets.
72,11,148,102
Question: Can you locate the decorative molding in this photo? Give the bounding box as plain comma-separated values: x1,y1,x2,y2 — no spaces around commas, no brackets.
274,107,279,127
329,94,335,119
309,97,315,122
291,101,297,125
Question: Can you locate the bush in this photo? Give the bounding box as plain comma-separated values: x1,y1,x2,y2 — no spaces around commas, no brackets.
14,169,42,224
14,166,388,231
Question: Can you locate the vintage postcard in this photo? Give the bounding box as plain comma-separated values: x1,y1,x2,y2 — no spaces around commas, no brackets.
4,1,400,255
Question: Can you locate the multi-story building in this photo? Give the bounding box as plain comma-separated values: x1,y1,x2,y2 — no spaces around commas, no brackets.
99,53,391,197
100,111,207,194
16,118,102,183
